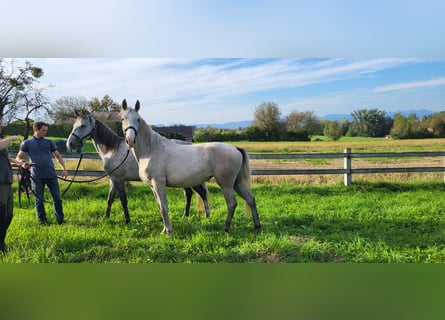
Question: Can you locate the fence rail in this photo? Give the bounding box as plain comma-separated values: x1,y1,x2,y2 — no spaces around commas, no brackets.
11,149,445,186
251,149,445,185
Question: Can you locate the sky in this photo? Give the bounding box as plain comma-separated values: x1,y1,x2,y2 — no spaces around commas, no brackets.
3,1,445,125
24,57,445,125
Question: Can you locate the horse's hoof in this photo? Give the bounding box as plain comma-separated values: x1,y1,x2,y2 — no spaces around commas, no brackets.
161,227,173,235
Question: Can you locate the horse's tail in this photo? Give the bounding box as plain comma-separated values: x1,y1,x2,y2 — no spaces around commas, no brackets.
237,147,253,216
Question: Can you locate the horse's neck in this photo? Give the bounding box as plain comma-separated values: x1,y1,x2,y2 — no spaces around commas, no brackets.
91,137,107,157
136,119,165,158
91,120,123,155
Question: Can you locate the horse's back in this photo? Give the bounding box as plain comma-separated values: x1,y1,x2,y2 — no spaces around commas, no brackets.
197,142,243,161
193,142,245,177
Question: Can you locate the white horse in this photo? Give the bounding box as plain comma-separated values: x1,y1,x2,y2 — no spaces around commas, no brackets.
120,99,261,234
66,112,209,224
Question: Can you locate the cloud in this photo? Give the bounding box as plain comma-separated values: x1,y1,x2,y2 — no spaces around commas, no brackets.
35,58,413,101
26,57,434,124
374,77,445,92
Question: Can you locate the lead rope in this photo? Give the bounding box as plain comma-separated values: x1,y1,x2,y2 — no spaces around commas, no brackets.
17,153,84,207
60,152,84,198
17,149,130,206
57,148,131,184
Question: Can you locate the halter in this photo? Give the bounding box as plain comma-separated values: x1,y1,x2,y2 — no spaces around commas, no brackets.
124,125,138,145
124,126,138,136
71,119,96,144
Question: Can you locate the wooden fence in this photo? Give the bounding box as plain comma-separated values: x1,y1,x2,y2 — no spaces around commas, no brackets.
12,148,445,186
249,148,445,185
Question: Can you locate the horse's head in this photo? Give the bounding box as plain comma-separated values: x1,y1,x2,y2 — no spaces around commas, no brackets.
66,111,96,152
121,99,140,148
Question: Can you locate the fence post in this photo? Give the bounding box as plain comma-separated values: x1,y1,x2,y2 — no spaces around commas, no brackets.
344,148,352,186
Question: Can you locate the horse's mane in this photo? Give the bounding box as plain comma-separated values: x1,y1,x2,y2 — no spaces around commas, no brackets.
138,116,166,147
92,118,125,153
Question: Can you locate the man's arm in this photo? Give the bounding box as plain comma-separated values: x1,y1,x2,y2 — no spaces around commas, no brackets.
53,150,68,178
14,150,33,168
0,135,21,151
9,157,31,168
15,150,27,161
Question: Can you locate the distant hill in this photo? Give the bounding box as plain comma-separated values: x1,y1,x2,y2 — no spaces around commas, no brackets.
196,120,252,129
320,109,437,121
387,109,437,118
320,114,353,121
185,109,439,129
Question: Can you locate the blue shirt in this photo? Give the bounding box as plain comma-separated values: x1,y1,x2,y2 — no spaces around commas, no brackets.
20,137,57,179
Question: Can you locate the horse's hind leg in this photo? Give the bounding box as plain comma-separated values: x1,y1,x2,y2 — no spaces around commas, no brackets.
182,188,193,218
192,184,210,218
221,187,237,232
234,181,261,234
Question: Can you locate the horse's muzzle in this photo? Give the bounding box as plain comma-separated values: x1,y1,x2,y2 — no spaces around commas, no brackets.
125,138,135,148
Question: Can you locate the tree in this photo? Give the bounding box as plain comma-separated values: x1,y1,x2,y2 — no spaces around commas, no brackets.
349,108,393,137
340,118,351,136
391,113,412,138
324,120,342,140
251,102,285,140
285,110,320,136
15,88,50,139
89,95,120,112
0,58,45,134
49,96,89,124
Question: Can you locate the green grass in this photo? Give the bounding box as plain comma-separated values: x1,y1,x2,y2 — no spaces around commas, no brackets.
2,181,444,263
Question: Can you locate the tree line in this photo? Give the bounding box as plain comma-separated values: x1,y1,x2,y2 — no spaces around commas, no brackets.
195,102,445,142
1,59,444,142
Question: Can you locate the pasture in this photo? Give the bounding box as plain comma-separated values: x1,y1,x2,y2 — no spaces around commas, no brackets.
2,180,444,263
2,138,444,263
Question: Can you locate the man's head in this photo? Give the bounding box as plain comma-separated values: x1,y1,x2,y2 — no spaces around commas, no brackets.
33,122,49,138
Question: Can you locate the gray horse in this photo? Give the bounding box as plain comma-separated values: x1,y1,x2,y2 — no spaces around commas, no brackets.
121,99,261,234
66,112,209,224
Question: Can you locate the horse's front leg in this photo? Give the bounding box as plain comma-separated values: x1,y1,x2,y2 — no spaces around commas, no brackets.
151,180,173,234
116,182,130,224
104,181,116,219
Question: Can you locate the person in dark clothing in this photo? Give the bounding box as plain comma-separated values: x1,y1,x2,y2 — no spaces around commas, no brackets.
16,122,68,225
0,125,32,253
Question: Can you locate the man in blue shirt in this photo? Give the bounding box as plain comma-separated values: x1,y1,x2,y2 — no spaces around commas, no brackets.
16,122,68,225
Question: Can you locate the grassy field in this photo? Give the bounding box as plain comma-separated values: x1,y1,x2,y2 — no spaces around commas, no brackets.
2,137,444,263
1,180,444,263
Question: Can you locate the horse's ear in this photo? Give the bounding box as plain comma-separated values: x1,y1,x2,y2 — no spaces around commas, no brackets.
122,99,127,110
135,100,140,112
74,109,81,117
